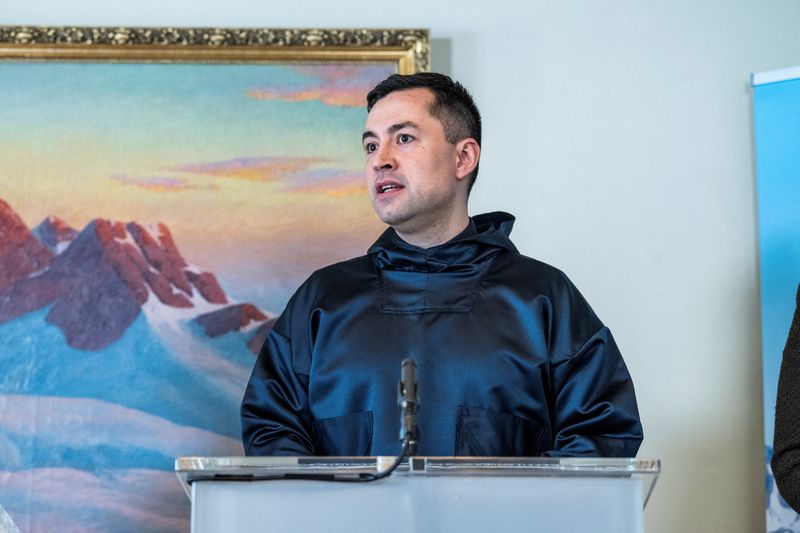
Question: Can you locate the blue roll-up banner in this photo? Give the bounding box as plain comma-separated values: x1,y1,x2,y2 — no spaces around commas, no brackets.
754,66,800,532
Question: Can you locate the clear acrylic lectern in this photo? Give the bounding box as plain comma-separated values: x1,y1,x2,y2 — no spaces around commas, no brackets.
176,456,660,533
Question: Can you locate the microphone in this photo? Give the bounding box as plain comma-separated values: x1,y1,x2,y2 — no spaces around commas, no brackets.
398,357,420,455
299,358,420,482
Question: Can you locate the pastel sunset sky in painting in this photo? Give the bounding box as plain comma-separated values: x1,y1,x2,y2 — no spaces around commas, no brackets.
0,62,394,312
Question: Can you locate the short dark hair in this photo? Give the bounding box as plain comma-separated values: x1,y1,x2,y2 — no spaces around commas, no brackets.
366,72,482,193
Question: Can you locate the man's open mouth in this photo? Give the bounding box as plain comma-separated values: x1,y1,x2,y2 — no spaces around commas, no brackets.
376,182,403,194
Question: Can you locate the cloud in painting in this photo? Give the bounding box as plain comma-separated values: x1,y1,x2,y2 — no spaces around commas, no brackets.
110,175,218,193
173,156,327,182
173,156,365,196
245,65,394,107
285,167,366,197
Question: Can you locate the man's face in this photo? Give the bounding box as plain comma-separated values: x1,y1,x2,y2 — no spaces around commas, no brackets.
362,88,466,238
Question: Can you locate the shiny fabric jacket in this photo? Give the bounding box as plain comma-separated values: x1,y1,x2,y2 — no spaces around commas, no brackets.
241,212,643,457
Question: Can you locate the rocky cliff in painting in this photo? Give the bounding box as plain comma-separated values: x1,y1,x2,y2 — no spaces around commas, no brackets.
0,199,54,294
0,199,273,351
194,303,269,338
32,215,79,253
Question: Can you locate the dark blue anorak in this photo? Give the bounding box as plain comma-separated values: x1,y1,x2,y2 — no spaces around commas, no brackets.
241,212,643,457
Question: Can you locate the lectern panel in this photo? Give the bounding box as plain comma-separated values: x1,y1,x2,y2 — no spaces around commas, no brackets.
177,456,659,533
192,476,642,533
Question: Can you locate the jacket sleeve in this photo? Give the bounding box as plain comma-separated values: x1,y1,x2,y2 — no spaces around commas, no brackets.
240,297,316,456
541,274,643,458
772,284,800,511
544,326,643,457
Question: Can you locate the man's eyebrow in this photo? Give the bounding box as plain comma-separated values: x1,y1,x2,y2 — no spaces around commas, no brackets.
387,121,420,134
362,121,421,143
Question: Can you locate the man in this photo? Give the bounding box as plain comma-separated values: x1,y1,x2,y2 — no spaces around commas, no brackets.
241,73,643,457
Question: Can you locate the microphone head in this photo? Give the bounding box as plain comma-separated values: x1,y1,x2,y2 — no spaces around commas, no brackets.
398,357,420,450
401,357,416,379
399,358,418,403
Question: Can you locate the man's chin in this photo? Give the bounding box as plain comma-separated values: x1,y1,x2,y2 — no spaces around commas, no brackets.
372,205,407,226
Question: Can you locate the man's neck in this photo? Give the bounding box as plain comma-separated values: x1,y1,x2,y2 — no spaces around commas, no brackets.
394,214,471,249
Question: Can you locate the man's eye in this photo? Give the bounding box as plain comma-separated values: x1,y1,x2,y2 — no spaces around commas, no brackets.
364,142,377,153
398,134,414,144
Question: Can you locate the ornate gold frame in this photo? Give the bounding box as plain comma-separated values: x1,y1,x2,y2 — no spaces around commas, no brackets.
0,26,430,73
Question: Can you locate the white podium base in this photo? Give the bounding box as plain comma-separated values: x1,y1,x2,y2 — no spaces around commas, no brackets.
191,475,643,533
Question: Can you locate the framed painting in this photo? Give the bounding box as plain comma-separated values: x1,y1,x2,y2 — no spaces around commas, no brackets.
0,26,429,532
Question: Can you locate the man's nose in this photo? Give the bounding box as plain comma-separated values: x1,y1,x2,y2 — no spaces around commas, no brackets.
372,143,397,172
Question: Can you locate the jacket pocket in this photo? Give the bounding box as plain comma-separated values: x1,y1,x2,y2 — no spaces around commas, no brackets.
455,406,547,456
312,411,373,456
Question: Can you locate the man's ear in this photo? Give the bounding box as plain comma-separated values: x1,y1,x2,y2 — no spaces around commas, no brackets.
455,138,480,181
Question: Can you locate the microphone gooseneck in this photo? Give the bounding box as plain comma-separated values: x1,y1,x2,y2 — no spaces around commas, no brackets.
398,357,420,455
345,357,420,482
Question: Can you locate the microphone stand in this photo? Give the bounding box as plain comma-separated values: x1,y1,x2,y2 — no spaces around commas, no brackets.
344,357,419,482
311,357,419,483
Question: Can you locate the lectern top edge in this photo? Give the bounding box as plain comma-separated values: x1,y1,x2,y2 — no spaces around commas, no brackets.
175,456,660,506
175,455,660,476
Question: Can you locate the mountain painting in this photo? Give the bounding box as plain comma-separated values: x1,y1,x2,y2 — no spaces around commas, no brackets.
0,61,392,531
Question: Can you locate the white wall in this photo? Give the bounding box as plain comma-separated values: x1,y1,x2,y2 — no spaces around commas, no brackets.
5,1,800,531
